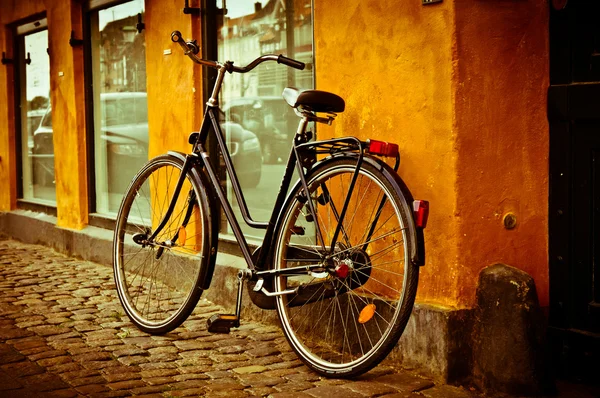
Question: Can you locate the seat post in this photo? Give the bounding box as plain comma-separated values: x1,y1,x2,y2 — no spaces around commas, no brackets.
294,106,336,127
295,117,309,139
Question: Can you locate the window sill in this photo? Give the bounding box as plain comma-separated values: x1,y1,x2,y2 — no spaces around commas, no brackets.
17,199,57,217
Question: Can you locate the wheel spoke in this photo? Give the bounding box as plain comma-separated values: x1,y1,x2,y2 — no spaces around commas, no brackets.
114,157,207,334
274,160,417,377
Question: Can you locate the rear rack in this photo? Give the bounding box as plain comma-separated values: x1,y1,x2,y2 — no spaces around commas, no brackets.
296,136,400,172
296,136,362,156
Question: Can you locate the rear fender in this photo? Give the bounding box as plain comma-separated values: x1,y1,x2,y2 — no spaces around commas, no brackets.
270,153,425,267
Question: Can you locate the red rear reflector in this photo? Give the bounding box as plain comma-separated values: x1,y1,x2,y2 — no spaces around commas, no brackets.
413,200,429,228
367,139,399,157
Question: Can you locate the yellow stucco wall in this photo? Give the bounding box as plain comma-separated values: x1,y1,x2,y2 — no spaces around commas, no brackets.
315,0,549,308
145,0,205,252
314,0,462,307
47,0,89,229
145,0,203,158
0,26,18,212
454,0,550,306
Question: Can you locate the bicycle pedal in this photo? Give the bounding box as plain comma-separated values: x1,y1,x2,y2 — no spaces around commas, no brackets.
207,314,239,334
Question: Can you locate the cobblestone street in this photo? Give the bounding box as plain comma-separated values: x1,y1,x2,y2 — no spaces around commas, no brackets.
0,238,478,398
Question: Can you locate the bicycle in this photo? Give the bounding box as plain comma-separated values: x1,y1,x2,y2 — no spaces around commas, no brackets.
112,30,429,378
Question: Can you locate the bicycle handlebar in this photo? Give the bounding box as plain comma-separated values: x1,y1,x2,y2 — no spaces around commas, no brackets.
171,30,218,68
170,30,305,73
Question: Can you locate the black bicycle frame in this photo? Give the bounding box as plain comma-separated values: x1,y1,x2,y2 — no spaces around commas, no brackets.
147,58,394,279
200,110,373,273
149,105,367,277
197,106,300,271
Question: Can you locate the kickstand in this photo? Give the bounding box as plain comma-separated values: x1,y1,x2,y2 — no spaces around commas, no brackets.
206,269,252,333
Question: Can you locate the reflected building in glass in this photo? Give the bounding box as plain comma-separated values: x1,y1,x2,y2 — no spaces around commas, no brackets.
18,24,56,204
218,0,314,239
90,0,148,216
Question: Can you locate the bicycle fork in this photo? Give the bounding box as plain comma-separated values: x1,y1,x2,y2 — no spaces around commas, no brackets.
132,155,197,251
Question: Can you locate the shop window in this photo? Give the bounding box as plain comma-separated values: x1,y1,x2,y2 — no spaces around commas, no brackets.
16,19,56,205
88,0,147,217
217,0,314,239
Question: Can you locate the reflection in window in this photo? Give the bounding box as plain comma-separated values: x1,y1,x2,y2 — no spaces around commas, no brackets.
90,0,148,216
218,0,314,239
19,27,56,204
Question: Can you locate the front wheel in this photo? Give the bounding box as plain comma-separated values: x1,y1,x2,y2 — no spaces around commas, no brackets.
113,154,212,335
273,157,419,377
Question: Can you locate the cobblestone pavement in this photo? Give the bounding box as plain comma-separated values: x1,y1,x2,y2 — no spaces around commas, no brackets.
0,238,479,398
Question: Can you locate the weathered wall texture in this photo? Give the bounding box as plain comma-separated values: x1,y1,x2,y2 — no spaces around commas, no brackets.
315,0,549,308
454,1,550,306
145,0,204,158
47,0,89,229
0,26,17,212
314,0,462,307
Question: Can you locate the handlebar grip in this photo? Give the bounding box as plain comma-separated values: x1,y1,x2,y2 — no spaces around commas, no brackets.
171,30,182,43
171,31,200,55
277,55,305,70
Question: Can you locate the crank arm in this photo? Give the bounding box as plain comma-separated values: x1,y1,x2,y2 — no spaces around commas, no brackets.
253,279,298,297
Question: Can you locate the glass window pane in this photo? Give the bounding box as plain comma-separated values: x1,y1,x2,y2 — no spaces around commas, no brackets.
90,0,148,216
218,0,314,239
20,28,56,204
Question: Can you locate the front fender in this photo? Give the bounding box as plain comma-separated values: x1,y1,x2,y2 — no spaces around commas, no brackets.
167,151,220,289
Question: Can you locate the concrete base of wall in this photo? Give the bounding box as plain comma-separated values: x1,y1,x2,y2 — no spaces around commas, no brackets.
0,210,471,383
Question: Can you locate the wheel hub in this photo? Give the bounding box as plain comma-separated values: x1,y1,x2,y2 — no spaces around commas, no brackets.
334,262,350,278
132,232,149,246
328,248,372,289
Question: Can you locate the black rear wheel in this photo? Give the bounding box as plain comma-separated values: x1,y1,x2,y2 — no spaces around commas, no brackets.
273,157,419,377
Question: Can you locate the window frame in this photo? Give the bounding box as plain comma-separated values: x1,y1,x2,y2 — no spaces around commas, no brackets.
83,0,148,227
12,13,58,212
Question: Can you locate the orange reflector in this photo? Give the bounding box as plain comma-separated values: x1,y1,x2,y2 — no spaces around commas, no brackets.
178,226,187,244
358,304,376,324
367,139,399,157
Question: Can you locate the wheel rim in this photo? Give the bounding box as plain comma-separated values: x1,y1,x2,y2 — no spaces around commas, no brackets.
114,159,205,329
275,164,410,371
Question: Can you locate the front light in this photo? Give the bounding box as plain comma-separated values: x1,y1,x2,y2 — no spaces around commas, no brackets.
242,137,260,151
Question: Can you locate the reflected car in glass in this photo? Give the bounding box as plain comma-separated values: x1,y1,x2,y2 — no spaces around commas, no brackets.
222,96,296,164
26,109,49,185
32,92,262,192
101,92,149,194
27,109,46,138
31,107,55,186
31,93,149,191
221,121,262,188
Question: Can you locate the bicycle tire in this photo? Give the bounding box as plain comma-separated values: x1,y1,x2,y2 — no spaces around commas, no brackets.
273,156,419,377
113,154,212,335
